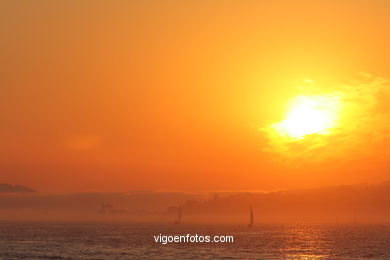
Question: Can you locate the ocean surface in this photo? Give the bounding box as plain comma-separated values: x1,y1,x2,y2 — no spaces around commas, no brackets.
1,222,390,259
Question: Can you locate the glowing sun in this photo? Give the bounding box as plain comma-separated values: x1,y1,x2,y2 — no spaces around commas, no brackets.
272,95,340,139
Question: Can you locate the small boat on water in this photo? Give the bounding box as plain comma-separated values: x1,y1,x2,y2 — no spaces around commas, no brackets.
174,206,182,224
248,206,254,227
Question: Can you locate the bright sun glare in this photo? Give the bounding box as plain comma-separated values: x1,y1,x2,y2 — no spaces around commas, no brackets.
272,95,340,139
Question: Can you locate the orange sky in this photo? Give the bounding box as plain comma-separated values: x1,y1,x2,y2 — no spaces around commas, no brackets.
1,0,390,193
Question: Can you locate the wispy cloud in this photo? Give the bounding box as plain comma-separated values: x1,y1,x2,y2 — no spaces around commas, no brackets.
261,74,390,161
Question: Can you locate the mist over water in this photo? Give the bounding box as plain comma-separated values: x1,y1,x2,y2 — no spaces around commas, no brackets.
1,222,390,259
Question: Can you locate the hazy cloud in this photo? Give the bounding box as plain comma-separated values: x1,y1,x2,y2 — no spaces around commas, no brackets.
65,134,101,150
262,74,390,161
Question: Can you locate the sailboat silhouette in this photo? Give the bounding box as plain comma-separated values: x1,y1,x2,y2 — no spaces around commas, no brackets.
248,206,254,227
174,206,182,224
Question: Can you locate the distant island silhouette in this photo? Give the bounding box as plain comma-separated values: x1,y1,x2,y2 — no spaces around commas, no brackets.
2,182,390,223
